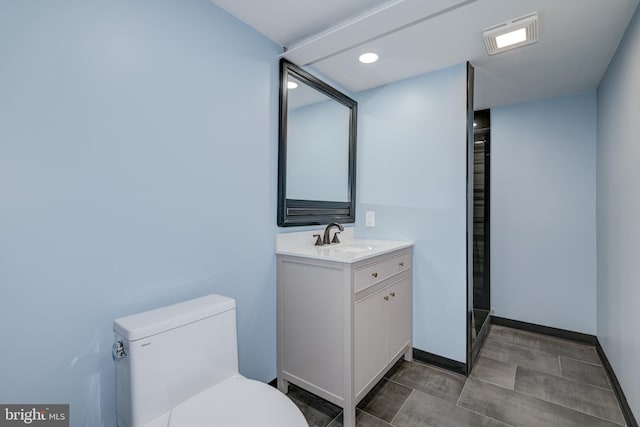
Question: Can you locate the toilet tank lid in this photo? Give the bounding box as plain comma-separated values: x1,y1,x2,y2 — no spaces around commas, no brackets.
113,294,236,341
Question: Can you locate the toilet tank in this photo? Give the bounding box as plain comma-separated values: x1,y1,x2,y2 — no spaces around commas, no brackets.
113,294,239,427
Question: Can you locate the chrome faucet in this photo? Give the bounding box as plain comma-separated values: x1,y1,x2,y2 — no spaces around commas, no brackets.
323,223,344,245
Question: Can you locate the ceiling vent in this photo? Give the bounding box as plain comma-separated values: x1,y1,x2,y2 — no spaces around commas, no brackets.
483,12,539,55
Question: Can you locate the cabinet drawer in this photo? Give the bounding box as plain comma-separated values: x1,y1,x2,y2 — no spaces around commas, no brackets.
355,252,411,292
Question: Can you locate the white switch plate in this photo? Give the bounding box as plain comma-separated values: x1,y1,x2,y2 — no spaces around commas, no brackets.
365,211,375,227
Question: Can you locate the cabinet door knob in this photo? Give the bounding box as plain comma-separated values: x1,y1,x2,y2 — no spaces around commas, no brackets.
390,292,396,297
383,295,389,301
399,262,404,267
372,272,378,278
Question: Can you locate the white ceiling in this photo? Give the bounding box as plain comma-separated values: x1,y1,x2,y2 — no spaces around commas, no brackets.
211,0,639,108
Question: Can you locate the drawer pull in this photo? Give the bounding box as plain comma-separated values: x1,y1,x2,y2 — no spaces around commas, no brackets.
399,262,404,267
390,292,396,297
372,272,378,278
383,295,389,301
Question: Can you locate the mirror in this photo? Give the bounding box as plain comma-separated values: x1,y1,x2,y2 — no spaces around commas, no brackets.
278,59,357,227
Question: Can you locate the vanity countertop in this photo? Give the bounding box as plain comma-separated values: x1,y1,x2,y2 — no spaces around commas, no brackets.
276,228,414,263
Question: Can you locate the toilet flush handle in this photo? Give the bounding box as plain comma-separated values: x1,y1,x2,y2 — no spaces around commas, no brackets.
112,341,127,361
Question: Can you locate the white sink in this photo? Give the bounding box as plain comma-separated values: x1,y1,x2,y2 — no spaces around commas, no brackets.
331,243,377,254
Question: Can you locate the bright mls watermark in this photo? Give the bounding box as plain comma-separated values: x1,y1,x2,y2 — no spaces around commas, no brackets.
0,405,68,426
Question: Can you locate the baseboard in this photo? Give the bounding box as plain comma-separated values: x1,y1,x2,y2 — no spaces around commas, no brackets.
595,339,638,427
491,316,597,345
491,316,637,426
413,348,467,376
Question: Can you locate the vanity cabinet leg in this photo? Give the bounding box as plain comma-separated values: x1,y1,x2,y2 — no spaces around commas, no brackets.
404,346,413,362
277,377,289,394
344,407,356,427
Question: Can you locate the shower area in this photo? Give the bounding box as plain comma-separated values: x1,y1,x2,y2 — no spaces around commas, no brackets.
471,109,491,358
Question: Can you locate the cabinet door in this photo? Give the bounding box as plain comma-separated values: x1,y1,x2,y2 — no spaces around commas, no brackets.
355,287,388,395
387,276,412,362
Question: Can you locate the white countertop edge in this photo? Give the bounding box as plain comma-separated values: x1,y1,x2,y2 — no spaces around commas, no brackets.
276,242,414,264
276,229,414,263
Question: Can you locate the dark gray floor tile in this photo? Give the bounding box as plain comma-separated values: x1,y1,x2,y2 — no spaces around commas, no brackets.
560,356,612,389
384,358,404,377
386,360,466,404
480,338,561,376
470,356,517,389
459,377,621,427
290,399,336,427
327,409,392,427
489,325,601,365
287,327,625,427
357,378,412,422
514,366,624,425
392,389,509,427
287,384,342,427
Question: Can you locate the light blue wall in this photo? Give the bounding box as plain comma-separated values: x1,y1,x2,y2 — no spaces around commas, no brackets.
491,92,597,334
597,4,640,418
0,1,280,426
355,64,468,362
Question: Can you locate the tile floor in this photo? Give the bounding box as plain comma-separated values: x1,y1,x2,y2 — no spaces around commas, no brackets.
284,324,627,426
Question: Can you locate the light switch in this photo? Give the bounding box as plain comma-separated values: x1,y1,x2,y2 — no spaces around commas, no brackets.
365,211,375,227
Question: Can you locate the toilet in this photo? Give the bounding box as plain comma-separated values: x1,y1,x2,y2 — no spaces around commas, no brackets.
113,294,308,427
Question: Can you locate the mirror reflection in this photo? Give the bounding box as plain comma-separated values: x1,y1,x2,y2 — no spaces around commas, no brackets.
286,75,350,202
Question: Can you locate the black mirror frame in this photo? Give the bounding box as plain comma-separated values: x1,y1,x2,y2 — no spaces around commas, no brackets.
277,59,358,227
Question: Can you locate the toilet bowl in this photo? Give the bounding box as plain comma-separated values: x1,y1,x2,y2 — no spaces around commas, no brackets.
113,294,307,427
169,376,305,427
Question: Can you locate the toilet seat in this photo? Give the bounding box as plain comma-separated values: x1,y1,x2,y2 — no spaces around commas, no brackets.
168,376,307,427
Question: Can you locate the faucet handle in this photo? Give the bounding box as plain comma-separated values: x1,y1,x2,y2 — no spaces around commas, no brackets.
331,232,341,244
313,234,323,246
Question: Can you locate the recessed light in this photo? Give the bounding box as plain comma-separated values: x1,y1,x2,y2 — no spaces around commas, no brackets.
483,12,539,55
287,81,298,89
359,53,379,64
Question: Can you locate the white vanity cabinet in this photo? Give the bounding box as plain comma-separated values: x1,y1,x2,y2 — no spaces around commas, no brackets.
277,243,413,427
355,274,412,395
